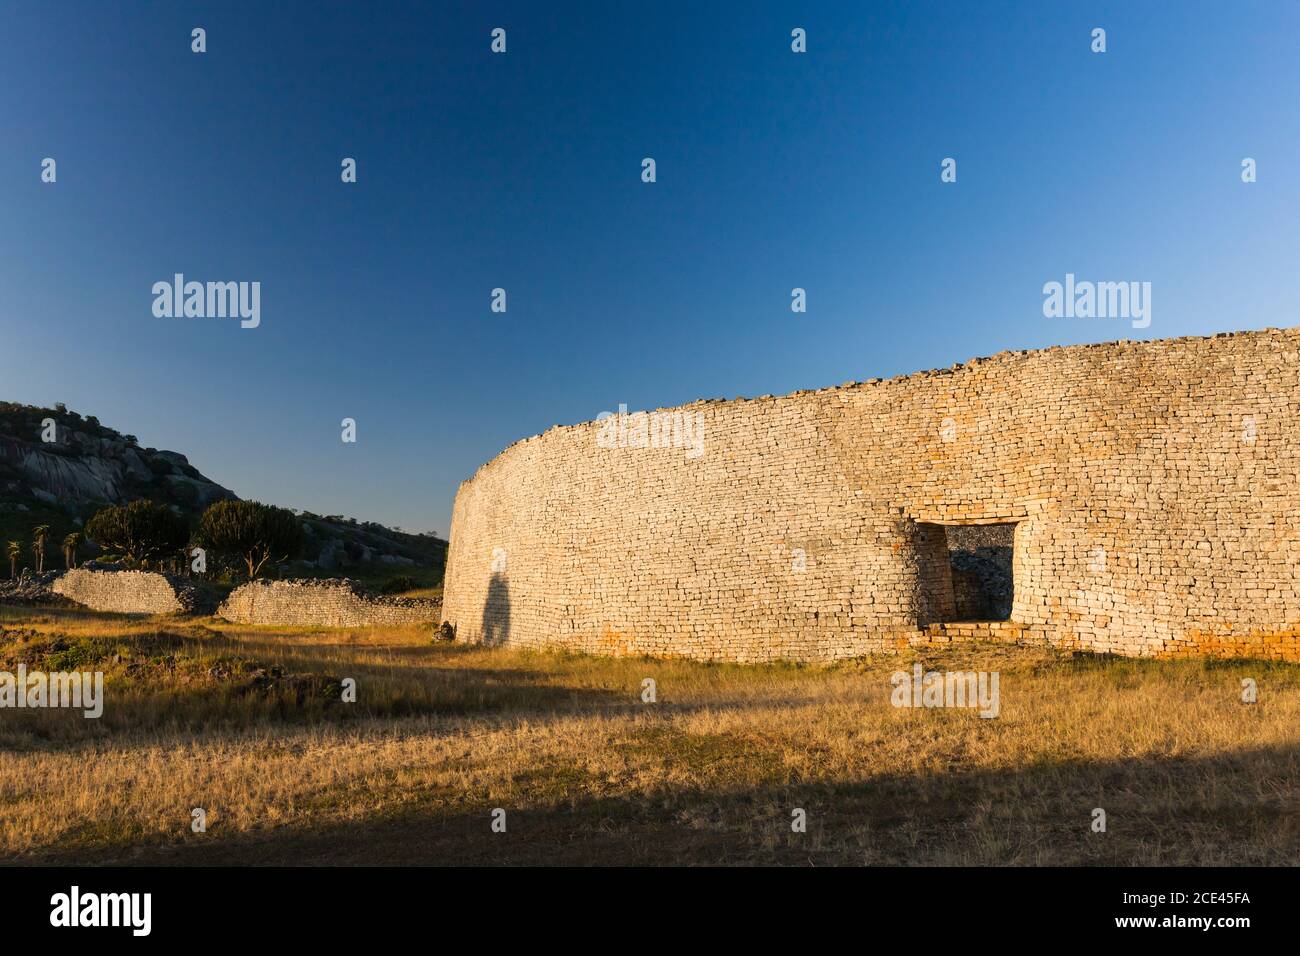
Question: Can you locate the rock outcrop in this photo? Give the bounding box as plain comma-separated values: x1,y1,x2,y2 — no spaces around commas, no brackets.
0,402,447,577
0,403,235,510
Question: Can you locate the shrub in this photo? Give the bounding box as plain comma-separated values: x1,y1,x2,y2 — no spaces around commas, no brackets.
197,500,304,579
84,501,190,568
380,575,417,595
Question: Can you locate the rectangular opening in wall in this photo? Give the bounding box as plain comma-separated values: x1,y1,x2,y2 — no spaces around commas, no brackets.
943,523,1016,622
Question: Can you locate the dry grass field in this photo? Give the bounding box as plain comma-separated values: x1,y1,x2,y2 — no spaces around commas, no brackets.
2,603,1299,866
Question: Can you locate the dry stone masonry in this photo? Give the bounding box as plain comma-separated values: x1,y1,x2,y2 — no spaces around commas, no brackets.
53,568,198,614
442,328,1300,663
217,579,440,628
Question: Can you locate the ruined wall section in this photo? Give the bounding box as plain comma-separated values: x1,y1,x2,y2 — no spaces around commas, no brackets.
443,329,1300,662
217,579,440,629
52,568,196,615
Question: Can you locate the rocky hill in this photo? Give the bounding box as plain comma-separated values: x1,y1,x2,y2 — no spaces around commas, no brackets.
0,402,236,512
0,402,446,581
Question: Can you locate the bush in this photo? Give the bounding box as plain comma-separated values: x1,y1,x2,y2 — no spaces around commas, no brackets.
84,501,189,568
197,500,304,579
380,575,417,595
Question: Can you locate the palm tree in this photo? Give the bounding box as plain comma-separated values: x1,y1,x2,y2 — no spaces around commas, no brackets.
6,541,20,579
63,531,83,569
31,525,50,574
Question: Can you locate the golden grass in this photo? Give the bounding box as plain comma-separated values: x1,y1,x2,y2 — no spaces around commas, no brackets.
1,604,1298,865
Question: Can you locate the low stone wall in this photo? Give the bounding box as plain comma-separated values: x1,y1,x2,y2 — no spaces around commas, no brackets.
217,578,441,628
52,568,197,614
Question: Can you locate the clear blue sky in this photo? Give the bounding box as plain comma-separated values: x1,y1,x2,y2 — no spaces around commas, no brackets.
2,1,1297,536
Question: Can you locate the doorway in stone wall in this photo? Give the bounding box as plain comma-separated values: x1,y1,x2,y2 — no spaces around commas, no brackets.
916,522,1017,623
944,524,1015,621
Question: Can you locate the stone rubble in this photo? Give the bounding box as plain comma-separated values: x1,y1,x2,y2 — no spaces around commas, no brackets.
217,578,441,628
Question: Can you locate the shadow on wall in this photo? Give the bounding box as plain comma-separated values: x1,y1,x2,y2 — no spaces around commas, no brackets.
481,572,511,646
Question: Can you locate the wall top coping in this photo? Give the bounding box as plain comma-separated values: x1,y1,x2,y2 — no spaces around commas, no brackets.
461,325,1300,488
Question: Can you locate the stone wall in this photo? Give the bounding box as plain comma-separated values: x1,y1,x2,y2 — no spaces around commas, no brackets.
52,568,197,614
442,328,1300,663
217,578,440,628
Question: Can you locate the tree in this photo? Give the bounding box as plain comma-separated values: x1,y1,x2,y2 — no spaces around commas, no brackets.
6,541,20,579
31,525,49,574
63,531,83,569
197,500,303,579
84,501,189,567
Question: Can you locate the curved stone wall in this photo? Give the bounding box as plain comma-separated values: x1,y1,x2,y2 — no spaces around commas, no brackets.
441,328,1300,663
52,568,194,615
217,579,440,628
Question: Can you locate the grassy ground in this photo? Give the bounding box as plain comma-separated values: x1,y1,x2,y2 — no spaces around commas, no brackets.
1,604,1298,866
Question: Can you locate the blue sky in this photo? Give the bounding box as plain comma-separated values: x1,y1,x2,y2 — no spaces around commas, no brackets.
2,1,1297,535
